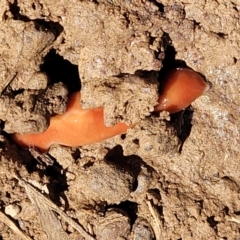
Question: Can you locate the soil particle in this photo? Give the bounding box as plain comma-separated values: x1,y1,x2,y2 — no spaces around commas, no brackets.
4,203,21,218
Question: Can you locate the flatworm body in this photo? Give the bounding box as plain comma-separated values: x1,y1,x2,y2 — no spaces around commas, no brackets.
12,68,209,151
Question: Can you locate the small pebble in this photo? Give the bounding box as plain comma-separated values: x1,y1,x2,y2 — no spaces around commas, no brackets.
5,204,21,218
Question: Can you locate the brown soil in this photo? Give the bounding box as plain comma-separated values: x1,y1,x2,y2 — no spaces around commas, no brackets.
0,0,240,239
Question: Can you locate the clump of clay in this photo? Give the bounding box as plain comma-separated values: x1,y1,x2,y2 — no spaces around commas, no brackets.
94,209,131,240
81,73,159,126
48,144,77,169
1,91,49,134
0,19,55,94
121,116,180,161
132,217,155,240
68,159,135,205
1,82,69,134
0,17,62,134
42,82,68,115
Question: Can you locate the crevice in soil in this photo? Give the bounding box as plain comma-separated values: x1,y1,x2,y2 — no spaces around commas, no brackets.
40,49,81,94
207,216,219,229
173,108,194,153
34,19,63,38
158,41,194,151
9,0,29,22
107,200,138,226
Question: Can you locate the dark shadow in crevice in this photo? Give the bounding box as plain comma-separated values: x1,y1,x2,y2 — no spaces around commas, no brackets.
158,44,187,87
46,165,68,206
161,32,173,52
34,19,63,38
40,49,81,94
216,32,227,39
223,206,229,215
234,210,240,215
149,0,164,13
105,145,155,192
193,20,201,30
135,70,159,82
157,37,188,96
157,35,195,152
207,216,219,230
105,145,158,196
171,108,194,153
8,0,29,22
107,200,138,226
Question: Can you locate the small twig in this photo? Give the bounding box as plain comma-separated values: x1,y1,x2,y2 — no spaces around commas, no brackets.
16,176,95,240
28,147,63,173
226,216,240,224
0,210,32,240
146,199,162,240
28,147,54,166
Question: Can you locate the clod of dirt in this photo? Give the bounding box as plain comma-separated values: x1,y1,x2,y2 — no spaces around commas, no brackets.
10,72,48,91
1,91,49,134
81,73,159,126
132,217,155,240
42,82,68,115
121,116,180,163
68,1,163,78
76,115,180,172
19,0,164,74
0,17,61,134
94,209,131,240
1,82,69,134
68,160,135,205
0,19,55,93
48,144,77,169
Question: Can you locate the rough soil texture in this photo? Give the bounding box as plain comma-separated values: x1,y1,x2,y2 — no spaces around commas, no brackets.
0,0,240,239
